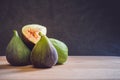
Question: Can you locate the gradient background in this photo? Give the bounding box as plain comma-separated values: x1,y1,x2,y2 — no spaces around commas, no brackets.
0,0,120,56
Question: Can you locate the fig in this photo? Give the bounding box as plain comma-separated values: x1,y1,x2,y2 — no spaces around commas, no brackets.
31,32,58,68
22,24,47,49
6,30,31,66
49,38,68,64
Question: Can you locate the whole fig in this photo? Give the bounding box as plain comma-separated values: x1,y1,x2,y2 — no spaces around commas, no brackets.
31,32,58,68
49,38,68,64
6,30,31,66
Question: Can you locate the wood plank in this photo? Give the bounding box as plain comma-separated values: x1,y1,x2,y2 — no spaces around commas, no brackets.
0,56,120,80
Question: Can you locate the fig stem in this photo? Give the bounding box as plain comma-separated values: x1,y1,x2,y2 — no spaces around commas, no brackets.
39,32,44,36
13,30,19,37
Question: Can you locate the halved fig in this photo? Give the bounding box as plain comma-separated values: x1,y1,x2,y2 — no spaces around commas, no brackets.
22,24,47,49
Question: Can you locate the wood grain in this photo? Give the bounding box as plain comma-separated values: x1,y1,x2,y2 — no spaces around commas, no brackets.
0,56,120,80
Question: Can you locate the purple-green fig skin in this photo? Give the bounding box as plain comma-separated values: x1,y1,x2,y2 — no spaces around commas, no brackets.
6,30,31,66
21,33,35,50
31,33,58,68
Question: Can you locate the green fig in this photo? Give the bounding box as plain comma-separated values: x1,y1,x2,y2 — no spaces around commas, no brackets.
31,32,58,68
49,38,68,64
6,30,31,66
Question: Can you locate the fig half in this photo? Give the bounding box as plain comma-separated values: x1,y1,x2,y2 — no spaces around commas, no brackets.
22,24,47,49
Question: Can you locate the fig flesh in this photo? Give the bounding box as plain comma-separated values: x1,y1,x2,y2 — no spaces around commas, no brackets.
22,24,47,49
31,32,58,68
6,30,31,66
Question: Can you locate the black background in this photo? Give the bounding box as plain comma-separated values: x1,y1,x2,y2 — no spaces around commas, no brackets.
0,0,120,56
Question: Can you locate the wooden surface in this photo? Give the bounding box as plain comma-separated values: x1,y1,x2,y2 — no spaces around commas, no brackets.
0,56,120,80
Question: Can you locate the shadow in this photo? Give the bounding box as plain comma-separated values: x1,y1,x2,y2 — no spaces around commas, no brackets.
0,64,35,70
55,63,64,66
0,64,42,75
0,63,53,74
0,64,16,69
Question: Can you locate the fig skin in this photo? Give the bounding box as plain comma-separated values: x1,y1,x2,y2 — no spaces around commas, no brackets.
22,34,35,50
31,32,58,68
49,38,68,64
6,30,31,66
22,24,47,50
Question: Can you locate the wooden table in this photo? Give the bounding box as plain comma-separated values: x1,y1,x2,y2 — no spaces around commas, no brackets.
0,56,120,80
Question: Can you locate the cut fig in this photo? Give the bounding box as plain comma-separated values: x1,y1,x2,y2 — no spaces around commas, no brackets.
22,24,47,49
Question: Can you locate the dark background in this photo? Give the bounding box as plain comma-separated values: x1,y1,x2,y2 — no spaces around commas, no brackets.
0,0,120,56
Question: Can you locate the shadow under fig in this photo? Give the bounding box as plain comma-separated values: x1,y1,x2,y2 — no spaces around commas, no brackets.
0,63,55,76
0,64,40,76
